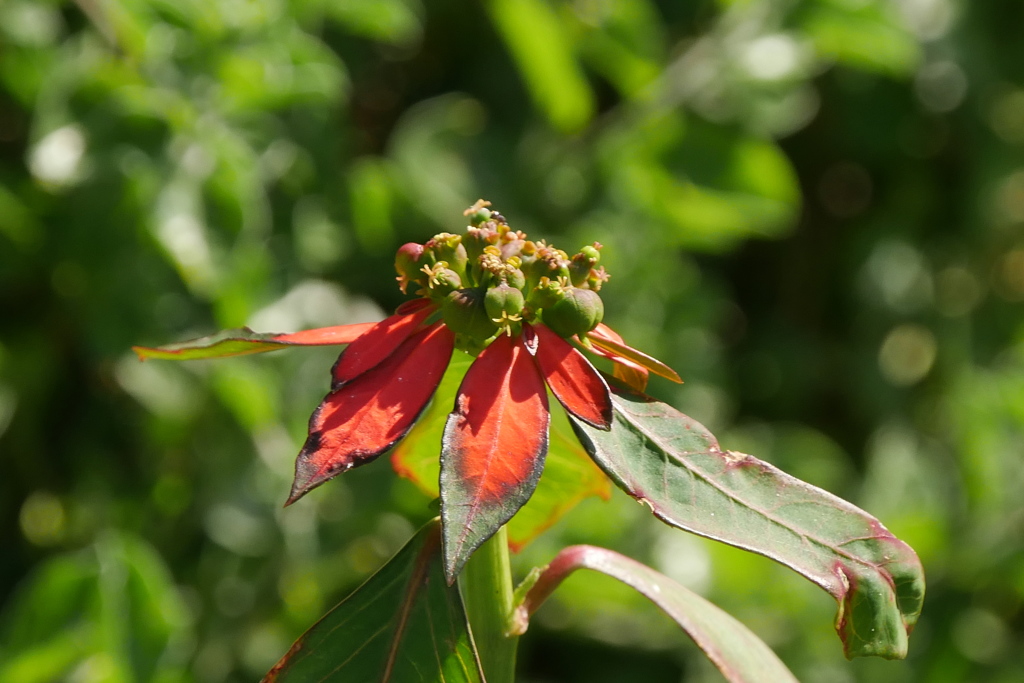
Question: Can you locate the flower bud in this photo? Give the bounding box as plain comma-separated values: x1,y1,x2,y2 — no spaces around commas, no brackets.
463,225,500,266
521,244,570,291
426,233,468,276
442,288,499,340
587,265,610,292
569,244,601,287
464,199,493,226
395,242,428,293
541,287,604,338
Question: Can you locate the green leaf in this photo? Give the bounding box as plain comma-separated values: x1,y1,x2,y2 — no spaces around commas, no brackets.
798,4,920,77
133,328,290,360
326,0,423,48
569,389,925,659
0,533,191,683
392,351,610,552
514,545,799,683
487,0,594,132
133,323,372,361
264,520,484,683
601,114,802,252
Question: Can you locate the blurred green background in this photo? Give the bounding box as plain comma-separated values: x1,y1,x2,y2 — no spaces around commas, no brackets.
2,0,1023,681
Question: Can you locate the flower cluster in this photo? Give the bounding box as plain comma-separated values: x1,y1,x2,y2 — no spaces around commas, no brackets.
135,200,680,581
395,200,609,350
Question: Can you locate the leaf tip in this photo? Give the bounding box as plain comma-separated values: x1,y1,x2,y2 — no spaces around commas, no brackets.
283,486,306,508
442,552,462,586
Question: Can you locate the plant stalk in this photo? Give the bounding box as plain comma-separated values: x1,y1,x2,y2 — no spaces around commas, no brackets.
461,526,517,683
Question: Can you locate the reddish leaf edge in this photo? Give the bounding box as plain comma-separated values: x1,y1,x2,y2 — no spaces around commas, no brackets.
132,323,377,361
510,545,799,683
132,301,436,362
571,382,925,660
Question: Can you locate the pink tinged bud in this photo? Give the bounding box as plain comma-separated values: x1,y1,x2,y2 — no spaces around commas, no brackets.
587,266,610,291
395,242,427,293
541,287,604,338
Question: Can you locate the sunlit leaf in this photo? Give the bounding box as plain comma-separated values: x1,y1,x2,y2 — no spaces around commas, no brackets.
487,0,594,132
332,306,434,387
506,402,612,552
514,545,799,683
798,4,919,76
132,323,375,361
264,520,484,683
570,389,925,659
326,0,423,48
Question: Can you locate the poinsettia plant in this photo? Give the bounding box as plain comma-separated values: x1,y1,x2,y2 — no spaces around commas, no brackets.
135,201,924,682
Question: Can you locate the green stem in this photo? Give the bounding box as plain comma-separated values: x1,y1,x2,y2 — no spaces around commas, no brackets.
460,526,518,683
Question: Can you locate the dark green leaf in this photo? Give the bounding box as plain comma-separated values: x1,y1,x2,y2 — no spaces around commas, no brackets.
570,389,925,659
264,520,484,683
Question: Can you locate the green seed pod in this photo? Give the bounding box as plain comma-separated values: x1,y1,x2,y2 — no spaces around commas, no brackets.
484,283,525,322
541,287,604,338
442,288,499,340
521,251,568,292
426,233,468,277
527,276,566,311
504,267,526,290
425,265,462,297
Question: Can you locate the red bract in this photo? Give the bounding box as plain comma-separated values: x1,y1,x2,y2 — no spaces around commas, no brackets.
133,201,682,581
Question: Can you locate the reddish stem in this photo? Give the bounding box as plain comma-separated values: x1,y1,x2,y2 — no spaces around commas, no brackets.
512,545,637,635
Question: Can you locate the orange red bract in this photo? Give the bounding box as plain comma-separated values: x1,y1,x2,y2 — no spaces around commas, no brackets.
133,201,681,581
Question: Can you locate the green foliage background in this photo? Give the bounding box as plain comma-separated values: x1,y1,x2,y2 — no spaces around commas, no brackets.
2,0,1022,681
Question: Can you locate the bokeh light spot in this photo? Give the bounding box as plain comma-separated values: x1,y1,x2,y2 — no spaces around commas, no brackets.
19,491,66,546
878,324,937,386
